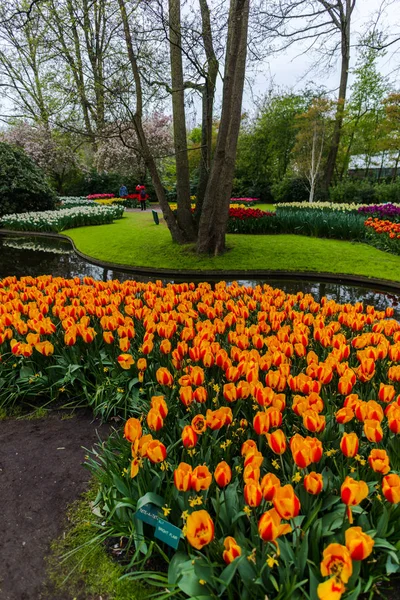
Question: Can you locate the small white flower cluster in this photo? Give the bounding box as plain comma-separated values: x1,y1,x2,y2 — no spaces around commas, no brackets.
3,239,72,255
0,204,124,233
58,197,94,208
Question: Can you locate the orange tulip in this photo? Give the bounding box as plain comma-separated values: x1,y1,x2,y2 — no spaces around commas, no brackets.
190,366,205,386
182,425,198,448
156,367,174,386
335,407,354,424
214,461,232,487
243,464,261,484
341,477,368,523
306,436,323,463
258,508,292,541
191,414,207,434
174,462,192,491
137,358,147,371
253,411,270,435
303,409,326,433
244,482,263,507
290,434,311,468
244,450,263,469
146,440,167,463
340,432,359,458
185,510,214,550
222,536,241,564
320,543,353,583
317,577,345,600
179,385,194,407
193,386,208,403
191,465,212,492
34,341,54,356
223,382,237,402
345,527,374,560
206,407,233,430
241,439,258,456
151,395,168,418
273,484,300,520
304,472,323,495
363,419,383,443
267,429,287,455
382,473,400,503
146,408,163,431
368,449,390,475
130,457,140,479
160,339,172,354
261,472,281,501
117,353,134,370
124,417,142,443
378,383,396,403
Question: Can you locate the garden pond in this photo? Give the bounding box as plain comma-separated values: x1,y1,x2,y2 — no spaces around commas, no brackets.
0,232,399,316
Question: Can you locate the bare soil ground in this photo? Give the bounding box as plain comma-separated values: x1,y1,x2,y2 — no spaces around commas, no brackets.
0,411,108,600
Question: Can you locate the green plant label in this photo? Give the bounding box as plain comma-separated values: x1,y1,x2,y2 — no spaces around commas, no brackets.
154,519,182,550
134,503,161,527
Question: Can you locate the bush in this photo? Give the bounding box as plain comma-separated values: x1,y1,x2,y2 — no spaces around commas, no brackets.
271,177,310,204
330,180,377,205
374,181,400,205
0,141,57,217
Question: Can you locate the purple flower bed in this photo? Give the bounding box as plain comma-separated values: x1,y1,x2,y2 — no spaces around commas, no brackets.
358,203,400,221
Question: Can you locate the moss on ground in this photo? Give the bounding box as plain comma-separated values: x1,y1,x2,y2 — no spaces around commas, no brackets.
45,485,147,600
63,212,400,282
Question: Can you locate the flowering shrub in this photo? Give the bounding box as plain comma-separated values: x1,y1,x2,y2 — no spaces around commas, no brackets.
0,205,124,232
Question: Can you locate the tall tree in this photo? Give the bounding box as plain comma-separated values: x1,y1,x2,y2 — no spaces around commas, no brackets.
260,0,358,188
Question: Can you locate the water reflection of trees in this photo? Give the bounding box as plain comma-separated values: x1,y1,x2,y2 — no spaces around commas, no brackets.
0,236,399,317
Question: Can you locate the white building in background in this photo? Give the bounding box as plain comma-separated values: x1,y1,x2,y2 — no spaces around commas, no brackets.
348,154,400,180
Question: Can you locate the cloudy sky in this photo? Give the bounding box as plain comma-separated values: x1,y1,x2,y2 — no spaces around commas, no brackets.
241,0,400,111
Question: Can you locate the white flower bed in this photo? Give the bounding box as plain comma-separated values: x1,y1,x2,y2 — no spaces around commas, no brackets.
0,205,124,233
277,201,400,212
58,196,94,208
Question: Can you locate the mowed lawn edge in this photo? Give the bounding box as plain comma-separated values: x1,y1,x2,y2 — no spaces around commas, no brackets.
63,211,400,282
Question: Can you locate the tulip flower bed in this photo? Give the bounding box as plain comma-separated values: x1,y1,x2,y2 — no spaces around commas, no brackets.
0,205,124,233
275,205,367,241
58,197,94,208
364,218,400,256
226,208,277,234
87,193,115,200
95,196,150,209
359,204,400,222
230,197,259,206
1,277,388,599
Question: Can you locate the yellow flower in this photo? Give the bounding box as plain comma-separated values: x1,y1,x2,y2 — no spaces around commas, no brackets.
59,387,66,392
271,459,280,470
235,465,243,473
117,387,124,393
199,579,206,585
213,384,220,393
103,367,109,372
376,493,382,501
292,472,302,483
325,449,337,457
162,505,172,516
160,461,170,471
189,495,203,507
247,548,256,563
181,510,189,521
266,554,279,568
350,466,356,473
187,449,196,457
243,506,252,515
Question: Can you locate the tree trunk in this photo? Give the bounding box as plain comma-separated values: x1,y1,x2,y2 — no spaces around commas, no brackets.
169,0,197,241
196,0,250,255
324,2,351,189
194,0,218,222
118,0,191,245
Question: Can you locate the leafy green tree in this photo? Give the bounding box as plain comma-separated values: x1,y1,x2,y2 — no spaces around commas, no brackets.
0,141,57,217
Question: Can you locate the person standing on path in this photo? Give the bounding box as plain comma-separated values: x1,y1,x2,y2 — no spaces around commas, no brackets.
139,185,147,210
119,184,128,197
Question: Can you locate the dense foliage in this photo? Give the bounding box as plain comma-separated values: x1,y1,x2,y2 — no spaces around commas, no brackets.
0,142,57,217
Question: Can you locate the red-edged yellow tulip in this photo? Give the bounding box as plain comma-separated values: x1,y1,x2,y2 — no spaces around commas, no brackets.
341,477,369,523
222,536,241,564
191,465,212,492
320,543,353,583
223,382,237,402
160,339,172,354
193,386,207,403
185,510,214,550
267,429,287,455
345,527,374,560
244,482,263,507
273,484,300,519
117,353,134,370
191,414,207,434
253,411,270,435
304,472,323,495
317,576,345,600
261,473,281,501
174,462,192,491
146,408,163,432
340,432,359,458
124,417,142,443
214,461,232,487
363,419,383,443
137,358,147,371
156,367,174,386
241,439,258,456
179,385,194,407
151,395,168,418
368,449,390,475
378,383,396,403
258,508,292,541
382,473,400,503
146,440,167,463
303,409,326,433
335,407,354,424
182,425,198,448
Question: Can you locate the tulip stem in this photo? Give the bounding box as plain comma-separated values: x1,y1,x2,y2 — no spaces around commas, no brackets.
279,455,286,479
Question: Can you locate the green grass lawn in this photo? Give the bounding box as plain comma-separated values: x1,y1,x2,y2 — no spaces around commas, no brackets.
63,211,400,282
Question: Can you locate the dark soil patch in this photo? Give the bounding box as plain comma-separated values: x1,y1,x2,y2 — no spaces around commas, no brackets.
0,411,109,600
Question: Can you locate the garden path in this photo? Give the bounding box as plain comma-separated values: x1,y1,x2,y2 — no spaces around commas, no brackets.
0,411,108,600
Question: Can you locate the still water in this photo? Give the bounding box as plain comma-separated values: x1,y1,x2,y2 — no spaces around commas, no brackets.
0,234,399,315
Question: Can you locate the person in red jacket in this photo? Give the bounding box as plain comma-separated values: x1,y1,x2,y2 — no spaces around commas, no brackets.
139,185,147,211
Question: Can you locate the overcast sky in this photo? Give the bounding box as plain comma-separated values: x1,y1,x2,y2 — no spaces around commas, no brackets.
241,0,400,112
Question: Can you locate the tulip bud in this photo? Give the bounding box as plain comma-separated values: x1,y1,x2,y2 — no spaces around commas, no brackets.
214,461,232,488
304,472,323,495
345,526,374,560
